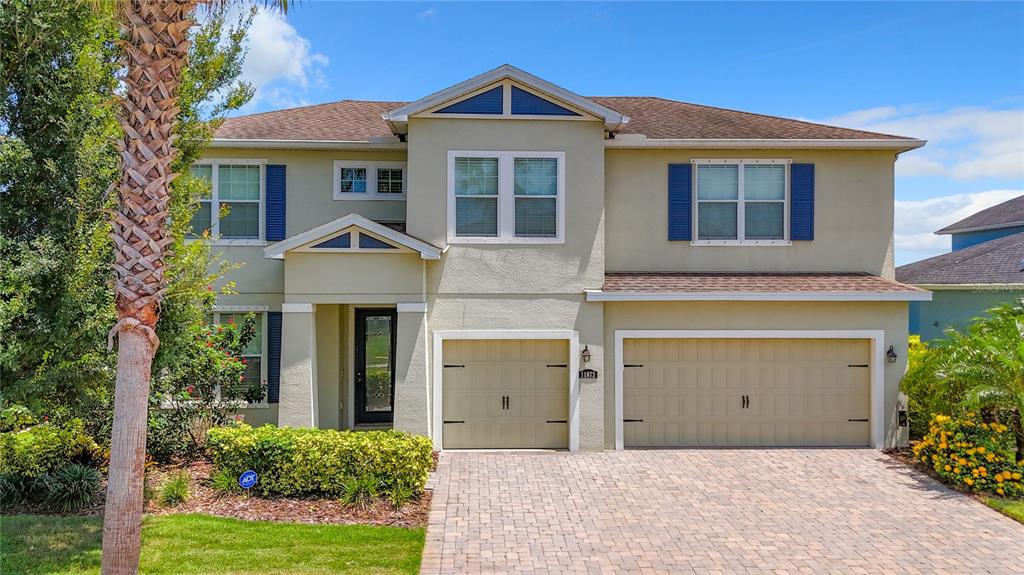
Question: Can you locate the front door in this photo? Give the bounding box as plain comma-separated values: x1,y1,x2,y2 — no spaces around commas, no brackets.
354,308,397,425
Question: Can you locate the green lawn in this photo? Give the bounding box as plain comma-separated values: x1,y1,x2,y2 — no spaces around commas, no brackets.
0,514,424,575
985,497,1024,524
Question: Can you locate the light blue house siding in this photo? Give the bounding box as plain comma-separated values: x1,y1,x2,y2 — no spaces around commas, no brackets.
910,289,1024,341
951,226,1024,250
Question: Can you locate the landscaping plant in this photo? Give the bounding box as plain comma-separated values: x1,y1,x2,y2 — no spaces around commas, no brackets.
44,463,102,512
157,471,191,507
913,414,1024,498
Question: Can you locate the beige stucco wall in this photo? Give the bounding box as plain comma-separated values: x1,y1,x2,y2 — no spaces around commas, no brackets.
602,300,910,449
605,149,898,277
284,252,425,303
278,307,317,427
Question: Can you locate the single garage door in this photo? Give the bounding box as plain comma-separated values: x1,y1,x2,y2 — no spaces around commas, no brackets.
623,338,871,447
442,339,569,449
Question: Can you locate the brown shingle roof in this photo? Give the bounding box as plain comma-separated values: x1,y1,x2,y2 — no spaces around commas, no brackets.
601,272,927,294
896,232,1024,285
215,97,913,142
936,195,1024,234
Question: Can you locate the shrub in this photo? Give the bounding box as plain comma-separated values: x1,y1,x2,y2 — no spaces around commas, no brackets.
43,464,101,512
0,419,99,477
157,471,190,507
339,475,379,509
913,414,1024,498
0,473,45,508
388,485,415,509
209,468,241,496
0,405,38,433
206,425,433,500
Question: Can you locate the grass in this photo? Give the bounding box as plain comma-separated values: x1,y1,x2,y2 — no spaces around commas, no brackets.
985,497,1024,524
0,513,424,575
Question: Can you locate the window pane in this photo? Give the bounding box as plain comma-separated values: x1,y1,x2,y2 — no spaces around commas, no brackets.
376,168,403,194
698,202,738,239
219,313,263,356
697,165,739,200
514,157,557,196
190,164,213,183
744,165,785,200
515,197,556,237
220,202,259,238
188,201,211,237
745,202,785,239
218,165,260,200
454,157,498,196
339,168,367,193
455,197,498,236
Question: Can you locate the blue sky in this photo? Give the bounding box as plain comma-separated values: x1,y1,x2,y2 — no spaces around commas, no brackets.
229,1,1024,265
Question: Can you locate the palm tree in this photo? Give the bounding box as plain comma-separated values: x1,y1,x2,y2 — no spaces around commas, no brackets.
100,2,286,573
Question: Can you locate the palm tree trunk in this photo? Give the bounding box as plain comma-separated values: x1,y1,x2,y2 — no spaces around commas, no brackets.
102,1,194,573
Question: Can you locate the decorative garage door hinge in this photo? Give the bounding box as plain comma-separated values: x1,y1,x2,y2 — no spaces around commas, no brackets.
443,364,465,368
623,419,644,423
623,364,644,368
443,420,465,424
546,364,568,368
847,364,869,368
546,420,567,424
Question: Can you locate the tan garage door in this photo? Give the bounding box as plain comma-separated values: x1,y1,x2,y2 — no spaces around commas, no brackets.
442,339,569,449
623,338,871,447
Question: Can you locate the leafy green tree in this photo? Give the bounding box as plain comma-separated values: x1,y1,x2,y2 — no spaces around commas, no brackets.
903,299,1024,462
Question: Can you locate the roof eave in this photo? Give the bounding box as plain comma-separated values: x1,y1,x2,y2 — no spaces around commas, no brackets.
906,283,1024,291
935,221,1024,236
210,138,406,151
604,138,927,151
584,289,932,302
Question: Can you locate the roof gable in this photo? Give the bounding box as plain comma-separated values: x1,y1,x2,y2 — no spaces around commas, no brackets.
383,65,627,131
936,195,1024,235
264,214,441,260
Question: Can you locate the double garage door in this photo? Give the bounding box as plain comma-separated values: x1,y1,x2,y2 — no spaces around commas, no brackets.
442,339,569,449
624,338,871,447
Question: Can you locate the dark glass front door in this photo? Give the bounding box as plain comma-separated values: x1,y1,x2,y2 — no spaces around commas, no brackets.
354,309,396,425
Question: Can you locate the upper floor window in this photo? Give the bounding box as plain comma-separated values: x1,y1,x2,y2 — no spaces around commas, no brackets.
447,151,565,244
188,160,264,242
694,159,789,246
333,161,406,200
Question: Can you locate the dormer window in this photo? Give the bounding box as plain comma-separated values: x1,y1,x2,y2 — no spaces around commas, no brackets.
333,161,406,200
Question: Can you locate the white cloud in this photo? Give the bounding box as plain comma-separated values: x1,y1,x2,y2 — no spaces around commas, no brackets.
238,9,328,108
417,7,439,19
894,189,1022,264
820,105,1024,181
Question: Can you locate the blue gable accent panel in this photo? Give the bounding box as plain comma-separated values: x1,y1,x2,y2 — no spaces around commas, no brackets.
266,311,282,403
358,233,397,249
668,164,693,241
790,163,815,241
436,86,503,115
312,233,351,249
266,165,286,241
952,226,1024,251
511,86,580,116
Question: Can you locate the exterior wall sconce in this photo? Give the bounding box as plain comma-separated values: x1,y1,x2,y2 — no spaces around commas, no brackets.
886,345,897,363
581,345,591,364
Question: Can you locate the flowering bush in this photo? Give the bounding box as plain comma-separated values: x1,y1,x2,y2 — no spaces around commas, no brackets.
913,414,1024,498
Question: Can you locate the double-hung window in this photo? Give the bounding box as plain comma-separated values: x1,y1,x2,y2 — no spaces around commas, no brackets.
209,310,267,404
333,161,406,200
694,159,789,245
188,160,264,242
448,151,564,243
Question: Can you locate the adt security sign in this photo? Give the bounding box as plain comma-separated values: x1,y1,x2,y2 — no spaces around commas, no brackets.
239,470,258,491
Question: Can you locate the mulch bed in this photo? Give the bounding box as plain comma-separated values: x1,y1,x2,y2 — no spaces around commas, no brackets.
145,460,431,528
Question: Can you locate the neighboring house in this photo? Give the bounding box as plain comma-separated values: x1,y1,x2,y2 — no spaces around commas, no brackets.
199,65,929,451
897,196,1024,341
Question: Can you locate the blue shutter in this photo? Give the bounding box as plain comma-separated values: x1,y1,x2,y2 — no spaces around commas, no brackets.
436,86,503,114
668,164,693,241
790,163,815,241
266,165,286,241
266,311,282,403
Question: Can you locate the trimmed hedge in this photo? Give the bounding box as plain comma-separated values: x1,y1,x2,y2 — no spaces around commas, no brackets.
0,419,98,477
913,414,1024,498
206,424,433,498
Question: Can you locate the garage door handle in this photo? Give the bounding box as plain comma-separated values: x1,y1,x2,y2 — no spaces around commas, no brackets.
623,419,644,423
443,420,465,424
546,420,567,424
848,418,869,422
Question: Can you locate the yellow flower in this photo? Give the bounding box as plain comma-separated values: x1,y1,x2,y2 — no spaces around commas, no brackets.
965,478,974,486
939,443,948,450
958,458,968,466
995,474,1005,483
944,465,952,472
997,488,1005,495
977,447,986,454
1013,473,1021,480
986,453,996,462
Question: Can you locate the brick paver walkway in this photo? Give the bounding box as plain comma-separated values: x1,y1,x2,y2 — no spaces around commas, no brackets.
421,450,1024,574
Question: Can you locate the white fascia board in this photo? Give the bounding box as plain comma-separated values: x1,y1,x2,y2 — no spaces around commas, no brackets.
934,222,1024,235
210,139,406,151
264,214,441,260
604,138,927,151
383,64,628,130
913,283,1024,292
584,290,933,302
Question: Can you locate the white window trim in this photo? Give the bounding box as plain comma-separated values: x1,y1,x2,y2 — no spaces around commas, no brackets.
446,150,565,245
333,160,407,200
691,158,791,247
190,159,267,246
210,307,270,409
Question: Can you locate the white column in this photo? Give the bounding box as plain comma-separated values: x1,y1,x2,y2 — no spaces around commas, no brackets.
392,302,429,435
278,303,318,428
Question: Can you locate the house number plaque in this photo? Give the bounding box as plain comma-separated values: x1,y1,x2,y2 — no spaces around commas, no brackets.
579,368,598,380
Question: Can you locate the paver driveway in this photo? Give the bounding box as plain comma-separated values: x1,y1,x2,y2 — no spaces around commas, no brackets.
421,449,1024,574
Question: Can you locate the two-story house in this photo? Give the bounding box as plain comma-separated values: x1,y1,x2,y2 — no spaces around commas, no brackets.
198,65,929,451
